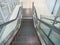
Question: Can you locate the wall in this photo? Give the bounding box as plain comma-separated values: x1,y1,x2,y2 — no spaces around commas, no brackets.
46,0,56,12
46,0,60,16
19,0,52,19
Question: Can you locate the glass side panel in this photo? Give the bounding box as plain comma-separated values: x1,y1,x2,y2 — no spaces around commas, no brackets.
54,23,60,28
56,17,60,21
49,31,60,45
40,18,53,25
1,6,10,18
40,15,55,20
0,18,21,44
40,22,50,36
0,12,4,24
40,15,60,29
40,15,54,25
0,26,5,37
0,26,3,34
54,17,60,28
37,20,60,45
35,20,54,45
0,13,2,20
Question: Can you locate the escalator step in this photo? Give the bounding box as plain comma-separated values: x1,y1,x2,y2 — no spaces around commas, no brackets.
11,19,41,45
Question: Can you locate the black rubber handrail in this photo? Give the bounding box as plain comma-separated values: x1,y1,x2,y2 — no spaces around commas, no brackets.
37,18,60,35
0,7,21,27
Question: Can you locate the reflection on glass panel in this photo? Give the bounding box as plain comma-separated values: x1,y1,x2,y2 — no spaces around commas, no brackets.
54,17,60,28
0,0,17,22
1,6,9,18
0,26,4,37
49,31,60,45
0,16,21,44
54,23,60,28
38,20,60,45
0,0,4,2
40,15,54,25
56,17,60,21
40,15,60,29
40,22,50,36
0,12,5,37
0,12,4,24
40,15,55,20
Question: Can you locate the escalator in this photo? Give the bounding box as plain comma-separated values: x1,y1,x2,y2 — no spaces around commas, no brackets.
0,4,60,45
11,19,41,45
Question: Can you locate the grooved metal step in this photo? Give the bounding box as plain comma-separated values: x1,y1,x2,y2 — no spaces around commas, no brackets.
11,19,41,45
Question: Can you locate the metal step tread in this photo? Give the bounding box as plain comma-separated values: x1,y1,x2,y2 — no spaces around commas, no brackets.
11,19,41,45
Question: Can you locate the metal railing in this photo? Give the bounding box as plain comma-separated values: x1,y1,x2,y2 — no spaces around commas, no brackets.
40,16,60,24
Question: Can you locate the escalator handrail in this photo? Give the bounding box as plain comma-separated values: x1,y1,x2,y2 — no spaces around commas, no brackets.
0,7,22,27
37,18,60,34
